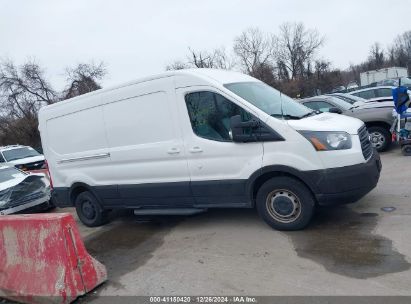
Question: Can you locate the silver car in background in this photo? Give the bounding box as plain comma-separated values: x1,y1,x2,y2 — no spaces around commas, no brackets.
348,86,395,101
299,95,394,152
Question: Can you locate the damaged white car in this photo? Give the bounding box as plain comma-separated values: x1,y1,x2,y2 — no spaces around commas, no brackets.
0,164,51,215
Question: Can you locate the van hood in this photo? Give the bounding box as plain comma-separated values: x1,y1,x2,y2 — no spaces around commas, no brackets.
286,113,364,135
7,155,45,165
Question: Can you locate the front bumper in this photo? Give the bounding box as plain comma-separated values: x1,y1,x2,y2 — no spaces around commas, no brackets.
0,193,51,215
304,151,382,206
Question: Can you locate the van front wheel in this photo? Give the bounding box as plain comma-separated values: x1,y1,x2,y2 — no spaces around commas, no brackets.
256,177,314,231
75,191,108,227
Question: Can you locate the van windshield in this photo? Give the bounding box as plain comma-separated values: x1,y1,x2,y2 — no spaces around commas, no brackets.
224,82,313,119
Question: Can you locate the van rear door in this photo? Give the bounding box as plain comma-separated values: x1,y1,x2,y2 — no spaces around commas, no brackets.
176,87,264,207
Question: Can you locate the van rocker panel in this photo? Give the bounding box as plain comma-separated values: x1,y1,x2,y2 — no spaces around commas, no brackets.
52,151,381,209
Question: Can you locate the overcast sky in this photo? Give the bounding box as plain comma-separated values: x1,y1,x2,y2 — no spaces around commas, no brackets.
1,0,409,90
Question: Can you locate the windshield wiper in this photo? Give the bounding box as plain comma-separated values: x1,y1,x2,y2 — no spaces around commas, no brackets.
299,110,317,119
271,111,317,120
271,114,302,120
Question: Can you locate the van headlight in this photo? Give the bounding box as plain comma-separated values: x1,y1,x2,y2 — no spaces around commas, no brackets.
299,131,352,151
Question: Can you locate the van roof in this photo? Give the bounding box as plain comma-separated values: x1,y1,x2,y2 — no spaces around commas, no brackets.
185,68,256,84
40,69,257,111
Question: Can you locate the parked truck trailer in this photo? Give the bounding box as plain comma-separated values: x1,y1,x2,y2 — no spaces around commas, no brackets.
360,67,407,86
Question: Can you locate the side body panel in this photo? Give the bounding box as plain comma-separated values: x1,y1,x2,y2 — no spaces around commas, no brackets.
345,106,394,126
41,77,192,208
43,105,114,189
101,78,192,207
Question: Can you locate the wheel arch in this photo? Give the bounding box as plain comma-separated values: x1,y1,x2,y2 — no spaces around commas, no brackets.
69,182,101,205
364,121,391,130
247,166,318,207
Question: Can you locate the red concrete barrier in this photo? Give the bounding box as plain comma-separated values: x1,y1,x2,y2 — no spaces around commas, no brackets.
0,213,107,304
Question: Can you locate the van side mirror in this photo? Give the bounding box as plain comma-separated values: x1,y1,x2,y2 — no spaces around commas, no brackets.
229,115,284,143
329,107,343,114
230,115,260,142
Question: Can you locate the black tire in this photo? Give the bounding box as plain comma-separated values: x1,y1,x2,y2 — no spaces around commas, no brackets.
256,176,315,231
402,145,411,156
75,191,109,227
368,126,391,152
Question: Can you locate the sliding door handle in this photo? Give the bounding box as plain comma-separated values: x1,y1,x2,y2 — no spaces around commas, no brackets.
189,146,203,153
167,147,180,154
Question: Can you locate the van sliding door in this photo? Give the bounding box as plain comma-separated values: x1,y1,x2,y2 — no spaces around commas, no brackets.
102,78,193,208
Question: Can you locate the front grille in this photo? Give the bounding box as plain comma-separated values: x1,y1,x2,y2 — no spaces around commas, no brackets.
1,176,48,209
358,125,373,160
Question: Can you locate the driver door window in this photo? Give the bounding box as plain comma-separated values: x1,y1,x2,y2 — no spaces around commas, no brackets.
185,91,252,142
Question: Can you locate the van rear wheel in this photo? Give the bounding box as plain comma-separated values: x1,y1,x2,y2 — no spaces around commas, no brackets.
75,191,108,227
256,177,314,231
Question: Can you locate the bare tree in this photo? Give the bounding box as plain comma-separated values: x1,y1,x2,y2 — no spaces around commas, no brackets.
350,31,411,83
314,60,331,80
0,115,40,148
0,59,56,148
368,42,385,69
167,47,234,70
392,31,411,72
0,59,56,119
387,46,396,66
166,26,410,98
249,62,278,87
207,47,235,70
166,60,189,71
233,27,276,75
276,22,324,80
0,59,107,148
63,61,106,99
188,48,215,68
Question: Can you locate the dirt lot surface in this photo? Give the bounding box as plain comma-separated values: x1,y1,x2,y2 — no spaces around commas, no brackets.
64,147,411,300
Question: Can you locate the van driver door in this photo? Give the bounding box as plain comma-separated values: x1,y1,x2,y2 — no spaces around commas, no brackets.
175,86,264,207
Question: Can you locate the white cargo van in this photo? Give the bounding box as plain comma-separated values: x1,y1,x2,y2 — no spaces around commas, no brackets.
38,69,381,230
